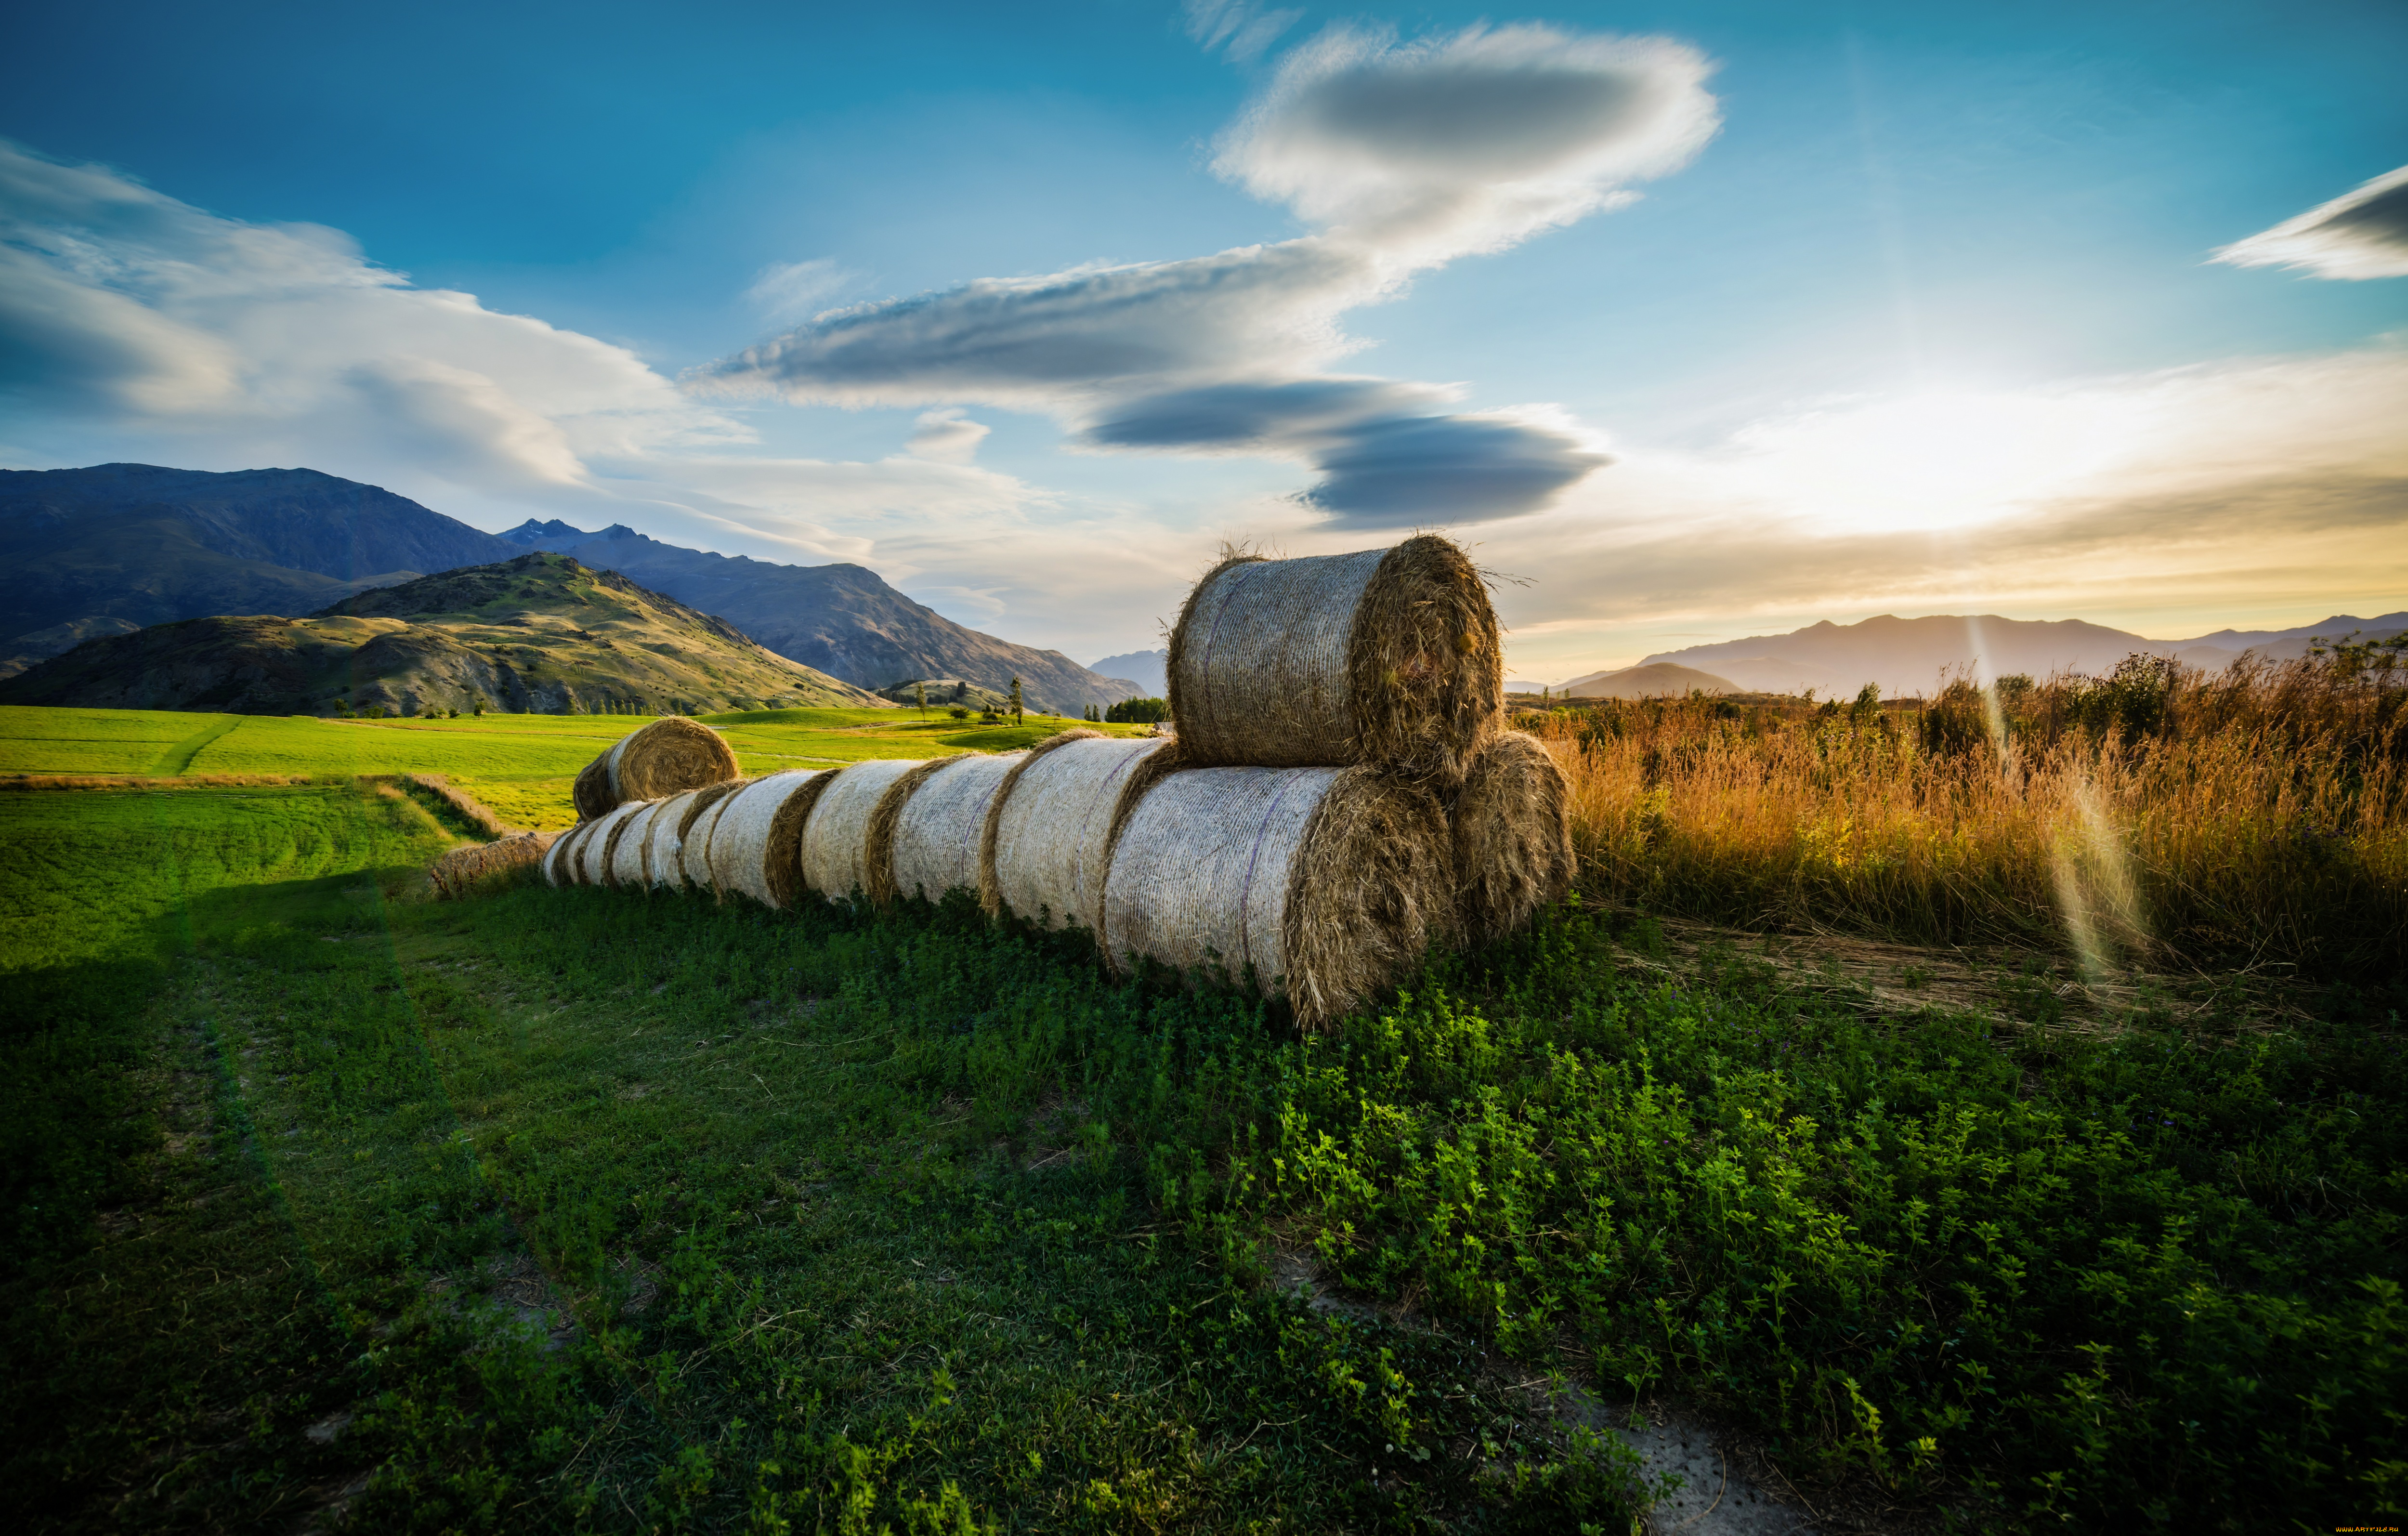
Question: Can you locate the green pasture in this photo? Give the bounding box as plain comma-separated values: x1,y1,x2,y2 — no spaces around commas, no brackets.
2,778,2400,1533
0,706,1153,829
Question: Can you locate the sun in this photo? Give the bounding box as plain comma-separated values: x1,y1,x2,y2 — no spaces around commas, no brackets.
1730,387,2135,536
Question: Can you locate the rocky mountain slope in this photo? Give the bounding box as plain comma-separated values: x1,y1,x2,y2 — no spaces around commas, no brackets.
500,520,1145,713
0,552,882,716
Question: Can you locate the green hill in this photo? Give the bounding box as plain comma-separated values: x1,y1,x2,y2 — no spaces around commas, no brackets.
0,552,887,717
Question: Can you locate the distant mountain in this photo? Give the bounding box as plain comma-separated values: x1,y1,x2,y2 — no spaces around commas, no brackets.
0,465,1151,711
0,463,518,673
1631,611,2408,698
1550,662,1741,699
1090,649,1167,697
499,520,1146,713
0,551,882,716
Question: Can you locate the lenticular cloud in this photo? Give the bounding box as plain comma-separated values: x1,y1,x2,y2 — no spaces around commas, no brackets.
2215,164,2408,282
696,21,1718,526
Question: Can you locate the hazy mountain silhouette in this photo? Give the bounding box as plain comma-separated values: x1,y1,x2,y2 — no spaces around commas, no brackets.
1089,649,1167,696
1551,661,1741,698
1615,611,2408,698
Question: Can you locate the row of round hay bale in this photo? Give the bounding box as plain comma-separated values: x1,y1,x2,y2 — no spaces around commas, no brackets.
641,781,742,893
799,757,925,903
1449,731,1574,947
571,716,741,821
881,751,1025,905
982,731,1171,934
681,778,754,892
708,770,839,909
1101,763,1454,1028
1165,535,1502,787
541,821,585,886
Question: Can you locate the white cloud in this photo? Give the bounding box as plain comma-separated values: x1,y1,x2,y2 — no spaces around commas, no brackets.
2215,164,2408,281
0,137,1083,627
904,407,990,463
1216,24,1718,264
696,21,1721,526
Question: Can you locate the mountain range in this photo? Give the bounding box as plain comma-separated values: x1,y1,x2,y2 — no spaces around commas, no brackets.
0,551,878,716
497,520,1142,713
1549,610,2408,698
0,464,1146,710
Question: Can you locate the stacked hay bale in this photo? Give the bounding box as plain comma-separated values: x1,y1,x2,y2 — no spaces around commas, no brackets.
1449,730,1574,946
1102,763,1454,1025
572,716,740,821
1088,533,1567,1024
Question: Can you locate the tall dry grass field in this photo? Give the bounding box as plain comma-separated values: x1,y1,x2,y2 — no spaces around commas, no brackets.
1528,640,2407,974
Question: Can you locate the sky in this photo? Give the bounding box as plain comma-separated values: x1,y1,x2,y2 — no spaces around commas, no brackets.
1,0,2402,681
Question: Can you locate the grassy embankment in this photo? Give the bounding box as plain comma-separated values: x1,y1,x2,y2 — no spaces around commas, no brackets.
1,689,2402,1531
0,705,1150,829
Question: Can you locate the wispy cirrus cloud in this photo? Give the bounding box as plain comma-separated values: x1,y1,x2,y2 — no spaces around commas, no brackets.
2215,163,2408,280
694,21,1718,526
1182,0,1302,64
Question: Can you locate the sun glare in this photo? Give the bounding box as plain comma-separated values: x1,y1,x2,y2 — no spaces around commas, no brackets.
1731,388,2135,535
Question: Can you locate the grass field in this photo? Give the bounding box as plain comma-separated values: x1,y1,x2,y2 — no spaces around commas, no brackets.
1,700,2401,1532
0,706,1152,830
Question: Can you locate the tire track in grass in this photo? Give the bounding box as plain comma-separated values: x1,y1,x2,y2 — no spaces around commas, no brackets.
149,715,245,775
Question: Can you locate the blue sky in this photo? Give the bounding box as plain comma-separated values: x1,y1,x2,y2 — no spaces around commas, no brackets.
3,0,2402,677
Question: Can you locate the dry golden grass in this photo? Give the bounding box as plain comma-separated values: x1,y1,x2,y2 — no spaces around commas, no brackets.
1526,643,2406,975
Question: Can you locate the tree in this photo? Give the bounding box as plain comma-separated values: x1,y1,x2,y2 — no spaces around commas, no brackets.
915,680,927,718
1105,696,1171,724
1009,676,1023,725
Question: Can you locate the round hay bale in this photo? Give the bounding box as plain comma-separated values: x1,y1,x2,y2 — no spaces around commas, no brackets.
578,801,649,886
542,821,589,887
571,716,740,820
708,769,840,909
1451,731,1574,946
1165,535,1502,786
607,801,663,889
983,733,1171,932
679,777,754,893
649,779,744,893
886,752,1023,905
640,788,698,891
798,757,926,904
1102,764,1454,1028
